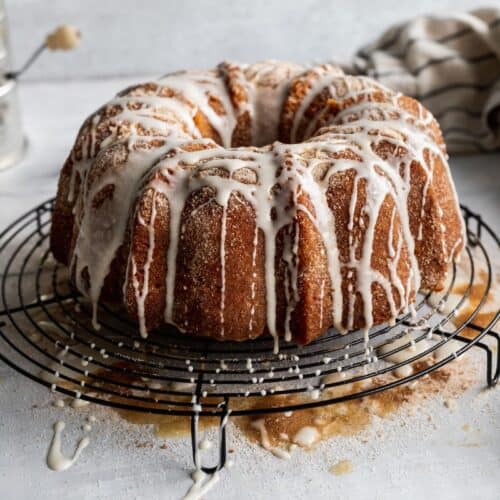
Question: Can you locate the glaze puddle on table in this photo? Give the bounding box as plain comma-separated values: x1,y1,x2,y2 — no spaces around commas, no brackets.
112,354,474,458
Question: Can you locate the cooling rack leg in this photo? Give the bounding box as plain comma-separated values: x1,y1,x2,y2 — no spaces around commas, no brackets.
36,206,46,237
439,327,499,387
190,374,229,474
464,326,499,387
486,331,499,386
462,205,482,247
190,405,229,474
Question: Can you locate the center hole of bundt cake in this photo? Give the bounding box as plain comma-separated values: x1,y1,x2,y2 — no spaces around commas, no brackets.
228,81,297,148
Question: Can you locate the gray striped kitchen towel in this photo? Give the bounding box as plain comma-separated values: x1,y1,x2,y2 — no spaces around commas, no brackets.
354,7,500,154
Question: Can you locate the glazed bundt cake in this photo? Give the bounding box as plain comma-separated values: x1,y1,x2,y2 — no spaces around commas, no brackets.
50,61,465,350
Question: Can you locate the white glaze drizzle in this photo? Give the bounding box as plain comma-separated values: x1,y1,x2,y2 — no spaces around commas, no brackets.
183,469,220,500
131,189,158,337
251,418,291,459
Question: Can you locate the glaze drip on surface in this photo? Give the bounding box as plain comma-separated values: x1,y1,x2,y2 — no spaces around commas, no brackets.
46,421,89,472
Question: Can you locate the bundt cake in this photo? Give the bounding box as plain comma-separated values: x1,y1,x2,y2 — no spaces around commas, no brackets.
50,61,465,351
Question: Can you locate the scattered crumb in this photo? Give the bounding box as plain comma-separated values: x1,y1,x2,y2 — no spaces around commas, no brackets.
330,459,354,476
135,440,153,449
457,442,482,448
462,423,470,432
444,399,457,411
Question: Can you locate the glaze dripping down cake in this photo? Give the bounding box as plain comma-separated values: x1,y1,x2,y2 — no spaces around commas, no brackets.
50,61,465,351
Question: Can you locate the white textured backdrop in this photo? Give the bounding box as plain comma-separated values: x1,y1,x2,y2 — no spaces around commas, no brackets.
5,0,488,81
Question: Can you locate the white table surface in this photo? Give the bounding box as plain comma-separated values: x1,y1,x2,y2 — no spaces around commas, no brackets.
0,77,499,500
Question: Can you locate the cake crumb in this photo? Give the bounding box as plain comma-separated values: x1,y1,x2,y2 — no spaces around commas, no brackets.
330,459,354,476
135,440,152,448
444,399,457,411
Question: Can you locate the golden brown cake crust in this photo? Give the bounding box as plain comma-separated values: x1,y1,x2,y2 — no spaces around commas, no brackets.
50,61,465,346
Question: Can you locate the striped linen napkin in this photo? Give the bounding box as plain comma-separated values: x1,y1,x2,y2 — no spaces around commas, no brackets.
353,7,500,154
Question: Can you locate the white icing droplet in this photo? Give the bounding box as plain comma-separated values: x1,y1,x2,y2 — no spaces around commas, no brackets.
309,389,321,400
46,421,89,472
198,437,213,451
70,398,90,409
293,426,319,448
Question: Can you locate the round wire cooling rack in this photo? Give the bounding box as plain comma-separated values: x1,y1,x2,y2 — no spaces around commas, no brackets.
0,198,498,473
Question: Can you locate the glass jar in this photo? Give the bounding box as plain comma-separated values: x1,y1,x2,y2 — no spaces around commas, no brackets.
0,1,26,171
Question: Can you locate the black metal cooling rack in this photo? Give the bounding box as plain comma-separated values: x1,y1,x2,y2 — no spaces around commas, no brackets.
0,199,498,473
